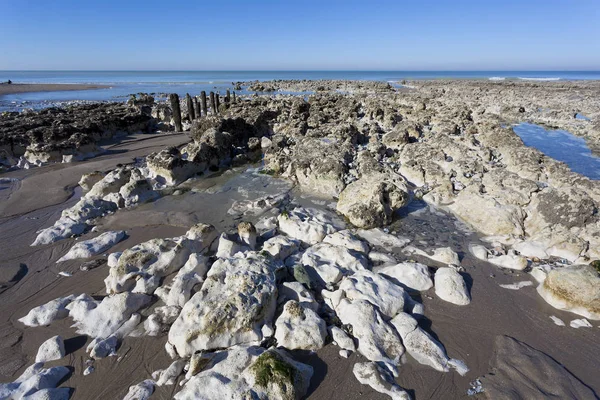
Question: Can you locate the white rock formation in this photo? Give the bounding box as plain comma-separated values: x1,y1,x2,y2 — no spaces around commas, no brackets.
67,292,150,339
174,346,312,400
18,295,76,327
122,379,155,400
0,363,70,400
356,228,410,249
165,254,209,307
487,253,528,270
57,230,125,262
275,301,326,350
537,264,600,320
277,207,343,245
434,267,471,306
407,246,460,265
35,336,65,363
323,230,370,253
277,281,318,312
353,362,410,400
168,253,278,356
152,359,186,386
390,312,468,375
377,262,433,292
336,299,404,368
334,270,407,318
262,235,301,260
300,243,368,285
329,326,356,353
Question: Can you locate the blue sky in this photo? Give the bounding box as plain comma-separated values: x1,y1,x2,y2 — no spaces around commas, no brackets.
1,0,599,70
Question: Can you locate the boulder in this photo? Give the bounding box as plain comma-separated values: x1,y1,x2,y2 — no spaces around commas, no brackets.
434,267,471,306
537,265,600,320
274,300,327,350
377,262,433,292
34,336,65,363
57,231,125,262
337,173,409,228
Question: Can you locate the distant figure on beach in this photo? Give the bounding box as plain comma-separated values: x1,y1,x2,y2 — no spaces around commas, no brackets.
7,80,11,84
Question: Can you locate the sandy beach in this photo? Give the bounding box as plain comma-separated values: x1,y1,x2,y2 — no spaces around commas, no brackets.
1,80,599,400
0,83,109,96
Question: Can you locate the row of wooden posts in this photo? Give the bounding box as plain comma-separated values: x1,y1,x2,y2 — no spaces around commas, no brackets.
168,90,237,132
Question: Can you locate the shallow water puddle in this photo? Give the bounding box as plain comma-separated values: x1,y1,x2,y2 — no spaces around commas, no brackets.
513,123,600,179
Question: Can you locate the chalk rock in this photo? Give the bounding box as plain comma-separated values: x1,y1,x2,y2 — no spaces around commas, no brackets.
337,172,409,228
18,295,76,327
78,171,106,192
31,217,87,246
22,387,71,400
353,362,410,400
377,262,433,292
329,326,356,352
57,231,125,262
334,270,407,318
119,171,160,208
277,207,344,245
0,364,70,400
275,301,326,350
104,237,192,294
262,235,301,260
356,228,410,249
144,306,181,336
409,246,460,266
165,254,209,307
487,253,528,270
122,379,155,400
537,265,600,320
277,281,318,312
67,292,150,339
468,244,489,260
175,346,313,400
152,359,186,386
434,267,471,306
34,336,65,363
323,230,369,253
301,243,369,285
336,299,404,367
168,253,279,356
390,312,468,375
86,167,131,199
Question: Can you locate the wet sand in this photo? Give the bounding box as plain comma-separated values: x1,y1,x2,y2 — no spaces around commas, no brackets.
0,83,109,96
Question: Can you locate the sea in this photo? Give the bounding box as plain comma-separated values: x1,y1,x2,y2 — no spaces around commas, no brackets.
1,70,600,112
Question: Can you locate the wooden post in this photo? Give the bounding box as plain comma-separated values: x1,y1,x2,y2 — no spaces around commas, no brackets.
215,93,220,114
209,92,216,115
225,90,231,105
232,91,236,104
185,93,195,121
193,97,201,119
169,93,182,132
200,91,207,117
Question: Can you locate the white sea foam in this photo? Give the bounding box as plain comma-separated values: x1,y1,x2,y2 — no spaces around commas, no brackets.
488,77,505,81
517,77,560,81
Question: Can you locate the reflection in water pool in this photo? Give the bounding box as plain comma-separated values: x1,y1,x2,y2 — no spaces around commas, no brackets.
513,123,600,180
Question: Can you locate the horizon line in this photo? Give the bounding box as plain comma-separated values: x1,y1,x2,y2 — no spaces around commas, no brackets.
1,69,600,72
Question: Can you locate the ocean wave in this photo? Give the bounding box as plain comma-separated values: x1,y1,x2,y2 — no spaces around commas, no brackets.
489,77,506,81
517,77,561,81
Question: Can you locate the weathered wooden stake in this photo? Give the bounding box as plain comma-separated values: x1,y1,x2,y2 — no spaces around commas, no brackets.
209,92,216,115
193,97,201,119
225,89,231,104
232,91,236,104
185,93,195,121
200,91,207,117
215,93,220,114
169,93,183,132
